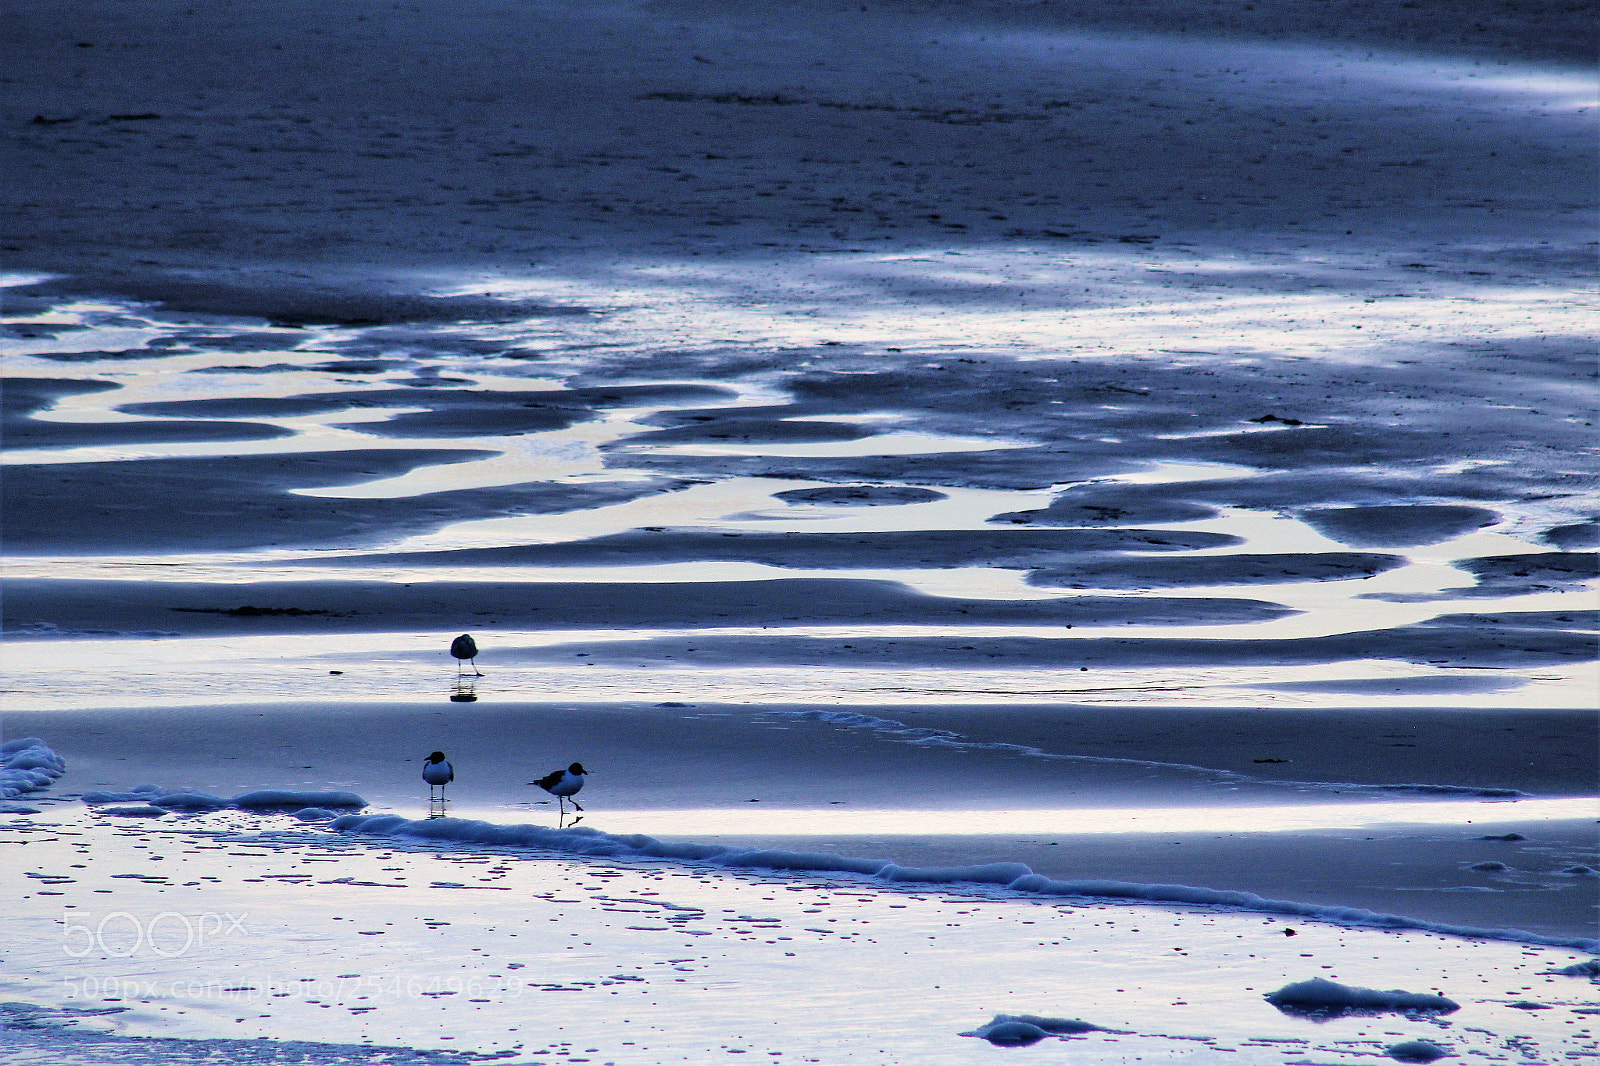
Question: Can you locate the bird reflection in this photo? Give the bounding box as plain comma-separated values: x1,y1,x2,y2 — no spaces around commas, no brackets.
450,676,478,702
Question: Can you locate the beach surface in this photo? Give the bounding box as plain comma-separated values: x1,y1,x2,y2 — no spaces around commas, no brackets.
2,0,1596,1061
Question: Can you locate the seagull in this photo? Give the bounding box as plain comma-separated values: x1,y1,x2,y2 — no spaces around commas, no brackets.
530,762,587,814
422,751,454,800
450,633,483,676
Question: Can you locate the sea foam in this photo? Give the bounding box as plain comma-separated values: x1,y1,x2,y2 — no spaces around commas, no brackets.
961,1014,1101,1046
82,784,366,814
1265,977,1459,1013
0,738,66,799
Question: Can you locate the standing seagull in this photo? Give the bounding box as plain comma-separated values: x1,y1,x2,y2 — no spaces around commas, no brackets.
422,751,454,800
450,633,483,676
531,763,587,814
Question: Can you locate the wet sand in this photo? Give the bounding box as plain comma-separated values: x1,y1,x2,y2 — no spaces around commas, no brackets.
2,0,1596,1061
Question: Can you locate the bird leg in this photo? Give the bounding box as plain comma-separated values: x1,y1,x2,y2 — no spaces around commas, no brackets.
471,658,483,677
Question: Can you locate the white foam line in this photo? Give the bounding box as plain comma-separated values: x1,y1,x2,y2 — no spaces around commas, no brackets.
768,709,1534,798
329,812,1600,954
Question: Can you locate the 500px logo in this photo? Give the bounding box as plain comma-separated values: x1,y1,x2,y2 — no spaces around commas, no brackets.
62,911,249,958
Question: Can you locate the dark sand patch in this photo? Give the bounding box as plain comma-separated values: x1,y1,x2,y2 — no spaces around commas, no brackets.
121,383,738,439
1452,553,1600,596
119,395,384,419
774,485,948,506
319,324,555,359
306,358,412,375
21,347,185,363
992,486,1219,526
1301,505,1500,548
615,416,878,446
3,375,293,448
1544,522,1600,550
156,330,307,353
0,578,1293,636
605,445,1140,491
1417,611,1598,633
1027,552,1406,589
347,384,740,439
1,292,83,315
477,625,1594,670
0,320,91,339
1,452,688,553
302,527,1241,570
1171,426,1481,469
344,402,595,438
184,362,310,375
3,376,120,414
5,415,292,449
1153,472,1524,511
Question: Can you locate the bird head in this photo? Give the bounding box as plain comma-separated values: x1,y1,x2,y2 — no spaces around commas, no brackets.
569,763,587,775
427,751,447,763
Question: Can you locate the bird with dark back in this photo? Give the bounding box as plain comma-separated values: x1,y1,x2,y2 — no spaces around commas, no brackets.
531,762,588,814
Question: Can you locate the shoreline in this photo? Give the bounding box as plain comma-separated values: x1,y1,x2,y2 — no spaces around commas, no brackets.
8,699,1595,941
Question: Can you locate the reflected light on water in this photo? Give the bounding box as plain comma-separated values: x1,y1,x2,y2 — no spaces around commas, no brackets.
524,797,1596,838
